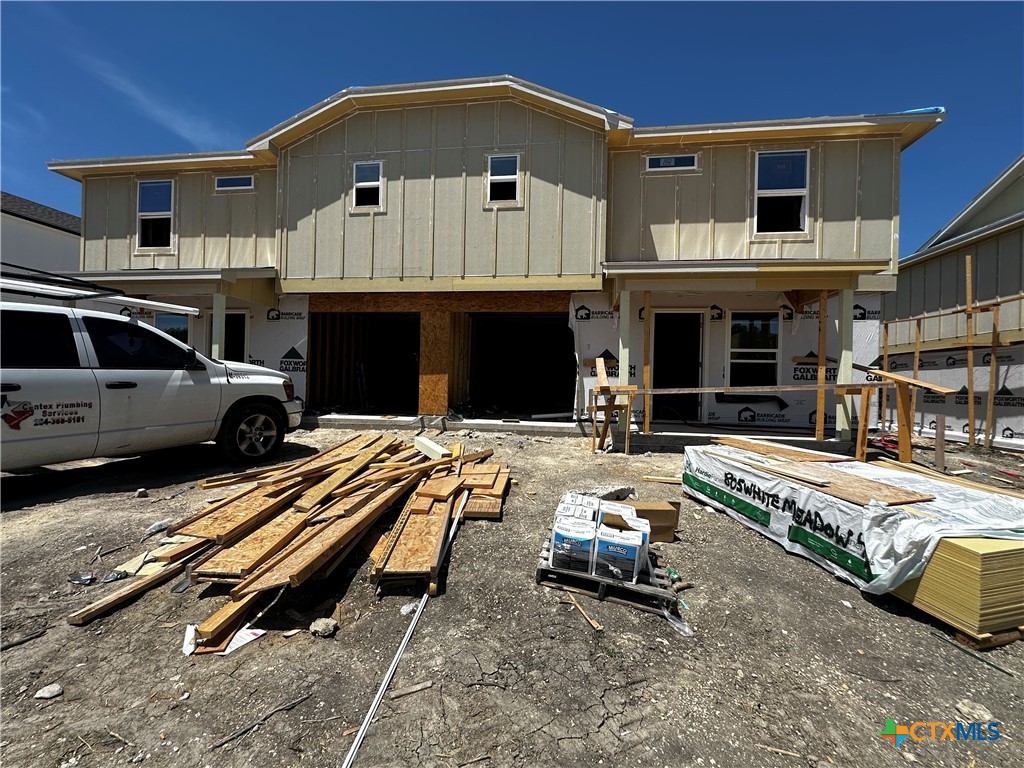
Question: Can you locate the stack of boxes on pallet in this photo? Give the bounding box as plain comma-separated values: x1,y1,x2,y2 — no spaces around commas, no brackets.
549,493,651,584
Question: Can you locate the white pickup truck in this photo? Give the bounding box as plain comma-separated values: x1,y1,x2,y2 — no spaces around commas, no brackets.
0,301,303,471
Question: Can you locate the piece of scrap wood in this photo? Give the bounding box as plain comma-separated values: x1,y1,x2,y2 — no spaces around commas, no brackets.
642,475,682,485
754,744,802,758
294,436,397,512
463,495,502,520
459,448,495,464
330,455,459,497
414,435,452,460
67,546,211,626
388,680,433,700
197,592,263,642
409,494,433,515
567,593,604,632
417,476,464,500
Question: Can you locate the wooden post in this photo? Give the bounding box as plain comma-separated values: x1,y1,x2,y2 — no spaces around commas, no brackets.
895,381,913,463
965,255,976,446
880,321,889,429
985,305,1000,448
911,318,922,422
855,386,871,462
816,290,828,441
643,291,652,434
935,412,946,472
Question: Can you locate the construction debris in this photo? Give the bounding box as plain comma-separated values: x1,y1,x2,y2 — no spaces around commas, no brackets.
64,434,511,654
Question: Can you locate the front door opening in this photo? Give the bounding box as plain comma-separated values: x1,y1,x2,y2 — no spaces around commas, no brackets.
307,312,420,415
208,312,247,362
652,312,702,422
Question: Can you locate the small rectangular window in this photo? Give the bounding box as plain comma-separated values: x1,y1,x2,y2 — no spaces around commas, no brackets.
137,180,173,249
353,161,382,208
487,154,520,204
728,312,779,387
646,154,698,172
755,150,808,234
155,312,190,344
215,175,255,192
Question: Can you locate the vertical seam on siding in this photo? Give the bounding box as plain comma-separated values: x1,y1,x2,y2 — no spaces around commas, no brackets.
707,147,715,259
492,102,499,278
855,139,863,258
400,109,406,279
523,109,532,277
890,138,899,270
460,103,468,280
815,141,824,260
310,133,318,278
369,112,376,279
556,121,565,277
591,132,599,277
674,175,680,260
429,108,436,280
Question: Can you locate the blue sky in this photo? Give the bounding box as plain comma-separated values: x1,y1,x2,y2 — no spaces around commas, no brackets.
2,1,1021,257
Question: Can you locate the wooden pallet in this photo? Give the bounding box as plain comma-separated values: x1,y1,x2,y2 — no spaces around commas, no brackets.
954,626,1023,651
536,535,676,615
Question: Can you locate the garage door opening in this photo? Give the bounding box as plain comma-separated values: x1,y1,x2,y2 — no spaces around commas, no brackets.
308,312,419,414
464,313,576,419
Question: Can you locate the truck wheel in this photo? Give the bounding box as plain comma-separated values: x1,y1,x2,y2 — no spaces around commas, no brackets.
218,404,284,464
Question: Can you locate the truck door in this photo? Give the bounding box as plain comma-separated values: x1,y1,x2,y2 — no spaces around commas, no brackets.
0,308,101,470
81,315,221,456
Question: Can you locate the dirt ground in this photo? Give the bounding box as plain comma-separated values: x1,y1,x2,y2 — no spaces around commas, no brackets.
1,427,1022,768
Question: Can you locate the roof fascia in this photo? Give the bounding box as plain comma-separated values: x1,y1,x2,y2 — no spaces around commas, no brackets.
48,152,269,181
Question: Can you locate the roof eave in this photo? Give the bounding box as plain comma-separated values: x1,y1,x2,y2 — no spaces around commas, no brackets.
47,152,267,181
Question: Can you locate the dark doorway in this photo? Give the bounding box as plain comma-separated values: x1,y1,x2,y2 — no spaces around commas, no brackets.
466,313,575,418
307,312,420,414
652,312,702,421
208,312,247,362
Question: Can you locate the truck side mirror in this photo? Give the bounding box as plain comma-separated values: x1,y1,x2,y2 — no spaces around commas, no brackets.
183,347,204,370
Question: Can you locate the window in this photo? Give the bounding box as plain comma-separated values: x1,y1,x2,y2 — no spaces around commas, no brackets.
755,150,808,234
155,312,190,344
1,310,80,368
646,154,699,172
137,180,173,249
214,175,255,192
84,317,186,369
487,154,520,204
353,161,383,208
729,312,778,387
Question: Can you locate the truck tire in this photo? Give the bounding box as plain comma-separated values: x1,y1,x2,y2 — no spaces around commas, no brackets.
217,403,285,464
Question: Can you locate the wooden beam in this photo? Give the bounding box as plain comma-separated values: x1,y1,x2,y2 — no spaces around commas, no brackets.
880,321,889,430
197,592,263,642
934,413,946,472
856,386,871,462
911,318,921,418
985,305,999,449
816,290,827,441
850,364,956,394
895,381,913,463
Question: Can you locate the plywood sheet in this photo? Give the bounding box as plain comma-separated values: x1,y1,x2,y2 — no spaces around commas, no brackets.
382,501,450,576
713,437,854,463
417,476,464,500
195,510,308,578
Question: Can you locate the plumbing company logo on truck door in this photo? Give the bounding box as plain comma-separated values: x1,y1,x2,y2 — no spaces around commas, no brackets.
0,395,34,430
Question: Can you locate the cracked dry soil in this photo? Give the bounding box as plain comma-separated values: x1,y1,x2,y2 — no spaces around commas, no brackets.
1,428,1022,768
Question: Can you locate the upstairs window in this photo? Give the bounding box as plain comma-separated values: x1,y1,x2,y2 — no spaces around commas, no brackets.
137,180,173,249
215,175,255,192
645,154,699,172
755,150,808,234
487,154,520,204
729,312,779,387
353,161,383,208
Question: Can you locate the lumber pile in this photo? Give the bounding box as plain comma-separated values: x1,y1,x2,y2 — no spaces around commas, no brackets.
892,538,1024,638
66,434,512,646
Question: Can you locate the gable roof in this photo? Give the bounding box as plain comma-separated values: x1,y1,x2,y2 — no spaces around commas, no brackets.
245,75,634,151
1,191,81,235
914,154,1024,254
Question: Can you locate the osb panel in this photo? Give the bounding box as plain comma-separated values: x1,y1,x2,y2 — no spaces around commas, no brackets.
419,310,450,416
309,291,573,313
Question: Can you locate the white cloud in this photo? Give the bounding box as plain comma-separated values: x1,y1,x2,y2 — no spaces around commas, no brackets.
78,54,239,150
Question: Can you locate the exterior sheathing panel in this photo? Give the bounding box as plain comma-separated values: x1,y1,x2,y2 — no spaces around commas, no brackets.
105,177,131,271
280,99,604,282
607,137,898,263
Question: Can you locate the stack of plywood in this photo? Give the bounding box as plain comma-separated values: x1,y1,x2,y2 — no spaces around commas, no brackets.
66,434,511,650
892,538,1024,638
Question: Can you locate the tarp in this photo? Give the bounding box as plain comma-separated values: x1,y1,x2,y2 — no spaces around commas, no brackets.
682,445,1024,593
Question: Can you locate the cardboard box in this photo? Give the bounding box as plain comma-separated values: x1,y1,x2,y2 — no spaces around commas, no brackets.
592,524,648,583
549,517,597,573
625,501,679,543
555,502,597,522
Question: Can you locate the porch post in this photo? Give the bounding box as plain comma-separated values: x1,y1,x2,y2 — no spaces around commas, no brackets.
211,291,227,360
836,288,854,440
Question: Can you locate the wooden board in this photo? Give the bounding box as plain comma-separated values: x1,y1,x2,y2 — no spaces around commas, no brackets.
463,495,502,520
196,592,263,642
67,548,209,626
381,499,452,579
712,437,854,463
473,465,510,498
194,509,308,579
459,464,501,489
155,537,210,563
294,435,396,511
751,461,935,507
409,495,433,515
414,435,452,460
416,476,464,500
176,479,305,544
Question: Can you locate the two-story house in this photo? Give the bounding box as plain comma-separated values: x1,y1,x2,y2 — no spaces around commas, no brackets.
48,76,943,435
